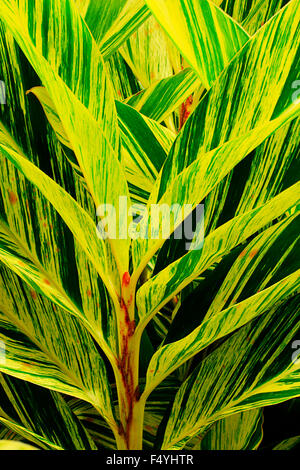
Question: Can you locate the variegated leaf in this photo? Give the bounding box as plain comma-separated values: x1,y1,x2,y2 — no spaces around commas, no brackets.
161,294,300,449
0,373,96,449
0,265,117,433
145,0,249,88
76,0,151,59
132,0,300,280
125,68,200,124
195,409,263,450
0,0,131,282
0,440,37,450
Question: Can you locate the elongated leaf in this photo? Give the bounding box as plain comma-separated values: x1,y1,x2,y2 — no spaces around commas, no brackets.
143,268,300,396
274,436,300,450
161,294,300,449
204,117,300,237
203,215,300,322
136,175,300,328
0,124,120,302
120,15,181,89
0,374,96,449
0,26,120,355
145,0,249,88
0,440,37,450
74,0,128,44
202,0,299,238
196,409,263,450
79,0,152,59
26,86,175,203
166,212,300,344
146,2,299,275
132,0,300,277
153,1,299,198
116,102,171,192
0,220,115,356
222,0,288,35
0,0,131,280
106,51,140,101
125,68,200,123
0,264,116,431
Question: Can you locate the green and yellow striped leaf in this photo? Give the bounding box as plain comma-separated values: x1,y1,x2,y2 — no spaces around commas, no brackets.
74,0,128,46
120,15,181,90
125,68,200,124
0,19,121,353
0,265,116,432
143,268,300,397
0,0,131,281
0,0,298,452
132,0,300,279
116,101,174,196
0,26,120,355
160,294,300,449
0,374,96,449
25,85,175,203
136,176,299,329
195,409,263,450
0,125,120,303
0,440,37,450
106,51,140,101
145,0,250,88
0,220,115,357
222,0,289,35
274,436,300,450
143,2,299,276
76,0,151,59
204,117,300,238
165,212,299,345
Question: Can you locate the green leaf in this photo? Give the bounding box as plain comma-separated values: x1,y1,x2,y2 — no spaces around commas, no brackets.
132,0,300,278
143,267,300,397
0,440,37,450
120,16,181,89
74,0,128,45
165,212,300,344
0,265,116,432
116,101,173,195
222,0,289,35
76,0,151,59
106,51,140,101
25,86,175,203
136,182,300,328
145,0,250,88
145,3,299,275
196,409,263,450
0,220,115,356
0,0,131,279
0,374,96,449
0,124,120,305
201,0,299,237
125,68,200,124
204,117,300,237
0,26,118,355
160,294,300,449
274,435,300,450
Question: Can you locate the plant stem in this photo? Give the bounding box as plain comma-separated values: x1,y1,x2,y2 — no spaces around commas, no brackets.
114,328,145,449
113,272,145,450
